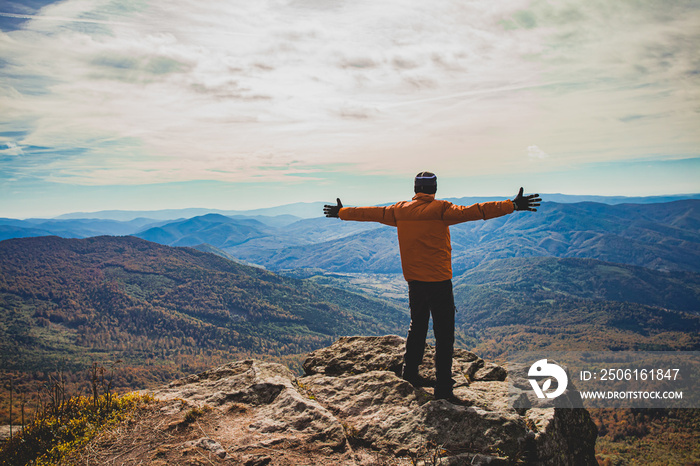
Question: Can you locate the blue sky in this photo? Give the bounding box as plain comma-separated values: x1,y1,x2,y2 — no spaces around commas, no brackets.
1,0,699,218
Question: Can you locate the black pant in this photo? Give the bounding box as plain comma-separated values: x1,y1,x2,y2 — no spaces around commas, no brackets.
403,279,455,391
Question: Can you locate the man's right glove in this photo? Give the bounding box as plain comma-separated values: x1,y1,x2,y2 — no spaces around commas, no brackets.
513,188,542,212
323,198,343,218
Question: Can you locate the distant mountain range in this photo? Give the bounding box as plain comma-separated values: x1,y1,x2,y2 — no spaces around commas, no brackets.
449,193,700,205
0,195,700,274
0,213,302,242
0,217,159,242
135,214,277,248
4,198,698,275
217,199,700,274
6,193,699,224
52,202,328,221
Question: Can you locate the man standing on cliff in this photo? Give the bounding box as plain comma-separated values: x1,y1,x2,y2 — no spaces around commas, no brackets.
323,172,541,400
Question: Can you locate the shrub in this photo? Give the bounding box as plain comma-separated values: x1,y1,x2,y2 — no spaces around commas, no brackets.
0,391,152,466
0,364,153,466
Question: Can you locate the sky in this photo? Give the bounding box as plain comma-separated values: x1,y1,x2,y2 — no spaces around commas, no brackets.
1,0,699,218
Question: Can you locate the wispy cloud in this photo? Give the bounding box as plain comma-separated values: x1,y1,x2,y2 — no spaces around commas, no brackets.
0,0,698,191
0,11,130,26
1,141,24,156
527,145,548,160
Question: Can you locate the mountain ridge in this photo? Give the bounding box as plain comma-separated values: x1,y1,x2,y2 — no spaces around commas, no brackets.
12,193,700,223
52,201,327,221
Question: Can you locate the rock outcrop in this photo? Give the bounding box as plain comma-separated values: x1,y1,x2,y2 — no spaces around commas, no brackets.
299,336,597,465
84,336,598,465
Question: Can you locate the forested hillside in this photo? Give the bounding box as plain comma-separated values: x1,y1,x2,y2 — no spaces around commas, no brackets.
0,235,408,415
450,257,700,358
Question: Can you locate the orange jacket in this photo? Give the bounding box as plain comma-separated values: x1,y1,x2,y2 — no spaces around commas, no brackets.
339,193,514,282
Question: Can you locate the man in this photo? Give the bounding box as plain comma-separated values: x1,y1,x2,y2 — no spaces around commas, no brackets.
323,172,541,400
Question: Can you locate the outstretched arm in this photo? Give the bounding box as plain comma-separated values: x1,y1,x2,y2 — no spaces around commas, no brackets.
323,198,397,226
442,187,540,225
512,187,542,212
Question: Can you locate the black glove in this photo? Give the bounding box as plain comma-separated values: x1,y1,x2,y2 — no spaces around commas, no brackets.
323,198,343,218
513,187,541,212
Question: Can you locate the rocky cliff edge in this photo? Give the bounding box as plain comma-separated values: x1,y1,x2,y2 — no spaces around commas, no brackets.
75,336,598,465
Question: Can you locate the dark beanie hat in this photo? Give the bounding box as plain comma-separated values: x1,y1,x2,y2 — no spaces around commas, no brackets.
414,171,437,193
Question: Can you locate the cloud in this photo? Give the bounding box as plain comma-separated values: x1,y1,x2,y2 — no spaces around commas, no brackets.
0,11,130,27
1,141,24,156
527,145,548,159
0,0,698,190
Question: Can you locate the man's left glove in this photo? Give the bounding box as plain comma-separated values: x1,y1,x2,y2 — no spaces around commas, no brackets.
323,198,343,218
513,188,542,212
